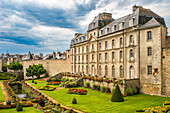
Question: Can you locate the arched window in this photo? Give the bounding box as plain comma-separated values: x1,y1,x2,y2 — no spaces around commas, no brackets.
86,65,88,74
105,41,107,49
99,66,101,76
130,66,134,79
130,35,133,45
120,66,123,78
78,66,80,73
130,49,134,58
82,65,84,73
105,65,108,76
112,39,114,48
112,66,115,77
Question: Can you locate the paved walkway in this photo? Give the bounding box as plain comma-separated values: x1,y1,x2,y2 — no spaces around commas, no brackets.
26,81,85,113
0,82,9,102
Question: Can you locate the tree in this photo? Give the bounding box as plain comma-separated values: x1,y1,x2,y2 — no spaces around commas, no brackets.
2,63,7,72
7,61,23,72
26,64,46,79
111,84,124,102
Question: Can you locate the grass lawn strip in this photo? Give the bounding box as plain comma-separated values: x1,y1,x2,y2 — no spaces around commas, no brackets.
40,87,170,113
0,82,5,102
0,107,42,113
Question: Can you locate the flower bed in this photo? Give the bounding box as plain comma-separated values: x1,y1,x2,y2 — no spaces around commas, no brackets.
67,88,87,95
136,101,170,113
47,81,60,85
39,86,56,91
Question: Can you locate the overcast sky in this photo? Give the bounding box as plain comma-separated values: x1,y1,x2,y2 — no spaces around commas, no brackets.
0,0,169,55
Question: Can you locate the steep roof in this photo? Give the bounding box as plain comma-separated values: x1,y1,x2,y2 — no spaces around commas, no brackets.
140,18,161,28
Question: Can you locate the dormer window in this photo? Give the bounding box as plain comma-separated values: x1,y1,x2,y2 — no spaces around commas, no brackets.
133,18,135,25
76,39,78,43
122,22,124,28
107,28,109,33
101,30,103,35
93,23,95,27
79,38,81,42
114,25,116,31
83,37,85,40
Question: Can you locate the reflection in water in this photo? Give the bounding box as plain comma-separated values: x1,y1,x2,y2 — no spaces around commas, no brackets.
10,83,27,98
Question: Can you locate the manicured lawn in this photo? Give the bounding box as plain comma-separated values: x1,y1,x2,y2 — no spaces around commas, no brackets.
40,87,170,113
0,82,5,102
0,107,42,113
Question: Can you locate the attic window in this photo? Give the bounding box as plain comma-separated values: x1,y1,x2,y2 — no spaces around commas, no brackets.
101,30,103,35
76,39,78,42
114,25,116,31
93,23,95,27
107,28,109,33
133,18,135,25
122,22,125,28
83,37,85,40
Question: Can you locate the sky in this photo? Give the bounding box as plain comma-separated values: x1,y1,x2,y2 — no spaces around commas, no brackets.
0,0,170,55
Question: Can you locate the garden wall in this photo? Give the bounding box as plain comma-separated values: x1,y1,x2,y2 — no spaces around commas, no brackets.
124,79,139,89
21,59,71,79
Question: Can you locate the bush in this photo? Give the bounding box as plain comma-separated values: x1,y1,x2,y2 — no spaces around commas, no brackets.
72,98,77,104
85,82,90,88
112,88,115,94
32,80,34,83
92,84,98,90
51,78,56,81
106,87,111,93
38,98,45,107
71,82,77,87
125,88,133,96
111,84,124,102
133,88,138,95
101,86,106,92
97,85,100,91
34,81,37,84
16,102,23,111
56,103,60,107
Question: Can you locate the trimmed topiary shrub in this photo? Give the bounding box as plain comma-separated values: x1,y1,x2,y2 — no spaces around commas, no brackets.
16,102,23,111
34,81,37,84
72,98,77,104
92,84,98,90
85,82,90,88
71,82,77,87
101,86,106,92
111,84,124,102
125,87,133,96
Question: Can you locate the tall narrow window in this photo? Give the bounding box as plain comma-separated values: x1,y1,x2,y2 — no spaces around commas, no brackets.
105,41,107,49
105,53,107,62
148,65,152,75
99,53,101,62
147,31,152,40
82,47,84,53
99,66,101,76
78,56,80,62
101,30,103,35
79,47,80,54
86,65,88,74
82,65,84,73
86,55,88,62
120,37,123,47
112,39,114,48
92,44,94,51
130,35,133,45
114,25,116,31
120,51,123,62
74,66,76,73
130,49,134,58
71,66,73,73
120,66,123,78
122,22,125,28
147,47,152,56
92,54,94,60
78,66,80,73
86,46,88,53
112,65,115,77
112,52,115,62
82,55,84,62
105,66,108,76
107,28,109,33
130,66,134,79
99,43,101,50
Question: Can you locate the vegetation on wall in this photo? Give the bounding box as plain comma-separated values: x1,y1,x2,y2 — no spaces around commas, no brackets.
2,63,7,72
7,61,23,72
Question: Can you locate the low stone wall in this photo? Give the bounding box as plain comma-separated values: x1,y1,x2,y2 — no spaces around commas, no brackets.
124,78,139,89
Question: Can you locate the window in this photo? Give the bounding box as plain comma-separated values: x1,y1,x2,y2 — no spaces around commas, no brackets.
130,49,134,58
148,47,152,56
101,30,103,35
120,51,123,62
78,56,80,62
92,54,94,60
79,47,80,54
105,41,107,49
112,52,115,62
120,66,123,78
86,46,88,53
71,66,73,73
86,55,88,62
82,66,84,73
74,66,76,73
78,66,80,73
107,28,109,33
82,47,84,53
147,31,152,40
112,39,114,48
76,39,78,42
120,37,123,47
83,37,85,40
133,18,135,25
105,66,108,76
93,23,95,27
130,66,134,79
148,65,152,75
114,25,116,31
75,56,76,62
99,66,101,76
82,55,84,62
99,53,101,62
71,56,73,61
72,49,73,54
75,48,76,54
122,22,125,28
105,53,107,62
94,32,96,36
130,35,133,45
79,38,81,42
112,66,115,77
86,65,88,74
99,43,101,50
92,44,94,51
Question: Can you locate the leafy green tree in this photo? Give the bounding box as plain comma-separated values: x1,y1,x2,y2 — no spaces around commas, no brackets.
2,63,7,72
26,64,46,79
7,61,23,72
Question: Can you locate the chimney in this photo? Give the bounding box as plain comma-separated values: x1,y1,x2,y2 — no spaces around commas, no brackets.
133,5,138,12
